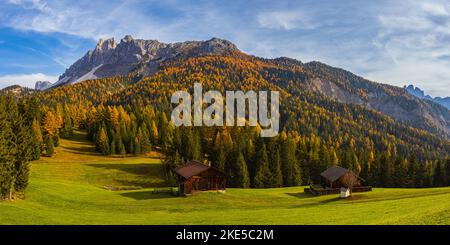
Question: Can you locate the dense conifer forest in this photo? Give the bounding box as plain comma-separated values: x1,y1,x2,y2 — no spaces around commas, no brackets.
1,55,449,198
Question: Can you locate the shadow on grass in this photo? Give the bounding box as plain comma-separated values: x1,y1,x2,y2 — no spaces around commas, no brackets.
62,130,90,142
285,192,317,199
87,163,163,175
120,190,177,200
61,145,99,156
285,192,353,208
87,163,167,188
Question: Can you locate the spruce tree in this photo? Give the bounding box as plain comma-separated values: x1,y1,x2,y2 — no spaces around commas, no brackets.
433,160,445,187
110,135,116,155
172,150,184,167
446,158,450,186
379,154,393,187
416,160,425,188
281,136,301,186
214,144,226,171
0,96,15,198
31,118,43,160
408,155,419,188
12,119,33,193
44,134,55,157
268,141,283,187
133,136,141,155
137,124,151,154
60,109,73,138
231,152,250,188
151,120,158,145
96,126,110,155
253,141,270,188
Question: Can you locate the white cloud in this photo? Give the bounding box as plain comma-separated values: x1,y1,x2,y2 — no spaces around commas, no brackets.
3,0,190,42
367,0,450,97
2,0,450,97
421,2,448,16
0,73,58,89
257,10,317,30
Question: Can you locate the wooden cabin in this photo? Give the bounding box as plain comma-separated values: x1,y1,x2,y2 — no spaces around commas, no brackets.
174,160,226,196
320,166,363,188
305,166,372,196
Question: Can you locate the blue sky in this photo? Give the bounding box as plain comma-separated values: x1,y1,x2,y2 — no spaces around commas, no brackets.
1,0,450,97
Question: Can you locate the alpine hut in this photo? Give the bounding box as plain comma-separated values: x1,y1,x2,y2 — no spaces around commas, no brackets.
320,166,363,188
174,160,226,196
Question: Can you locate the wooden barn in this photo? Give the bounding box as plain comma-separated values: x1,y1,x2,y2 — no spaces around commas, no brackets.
320,166,363,188
174,160,226,196
305,166,372,196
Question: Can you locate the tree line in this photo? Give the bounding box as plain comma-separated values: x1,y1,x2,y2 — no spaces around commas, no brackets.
0,95,37,199
81,103,450,189
3,55,449,197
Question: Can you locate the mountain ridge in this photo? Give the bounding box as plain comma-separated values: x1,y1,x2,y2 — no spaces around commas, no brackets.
38,35,450,137
51,35,239,88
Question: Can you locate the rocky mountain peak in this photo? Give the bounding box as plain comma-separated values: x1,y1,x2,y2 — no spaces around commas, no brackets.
51,35,241,88
35,81,53,90
96,38,117,51
121,35,134,43
405,84,450,109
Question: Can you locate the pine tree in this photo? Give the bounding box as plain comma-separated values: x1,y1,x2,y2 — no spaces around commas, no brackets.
172,150,184,167
151,120,158,145
118,141,126,155
446,158,450,186
408,155,419,188
281,136,301,186
268,141,283,187
44,134,55,157
0,96,15,198
137,125,151,154
12,118,33,194
188,129,202,161
60,110,73,138
96,126,110,155
43,111,58,136
230,152,250,188
394,158,408,187
110,135,116,155
433,160,445,187
379,154,393,187
214,144,226,171
253,141,270,188
31,118,43,160
416,160,425,188
330,147,339,166
133,136,141,155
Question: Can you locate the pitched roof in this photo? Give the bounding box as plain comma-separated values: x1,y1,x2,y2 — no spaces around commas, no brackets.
320,166,350,182
174,160,211,179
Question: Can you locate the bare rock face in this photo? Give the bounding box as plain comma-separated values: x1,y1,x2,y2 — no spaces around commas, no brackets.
52,35,239,87
35,81,53,90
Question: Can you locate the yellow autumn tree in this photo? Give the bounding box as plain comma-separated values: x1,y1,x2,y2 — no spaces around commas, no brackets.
43,111,58,136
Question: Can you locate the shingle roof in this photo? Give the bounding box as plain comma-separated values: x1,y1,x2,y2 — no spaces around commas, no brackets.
320,166,350,182
174,160,210,179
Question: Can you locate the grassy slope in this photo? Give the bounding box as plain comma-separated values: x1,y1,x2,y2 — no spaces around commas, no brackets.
1,131,450,224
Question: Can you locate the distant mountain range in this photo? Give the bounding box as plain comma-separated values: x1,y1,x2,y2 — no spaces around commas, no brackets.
7,35,449,137
404,85,450,110
49,35,238,88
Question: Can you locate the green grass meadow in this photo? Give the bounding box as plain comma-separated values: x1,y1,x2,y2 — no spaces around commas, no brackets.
1,131,450,225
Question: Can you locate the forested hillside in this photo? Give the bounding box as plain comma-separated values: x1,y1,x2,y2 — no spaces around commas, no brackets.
22,54,449,190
